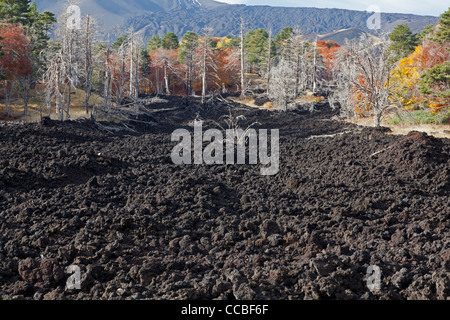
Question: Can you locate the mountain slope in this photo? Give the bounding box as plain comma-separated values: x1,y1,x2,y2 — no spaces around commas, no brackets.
34,0,227,29
34,0,438,41
128,5,438,40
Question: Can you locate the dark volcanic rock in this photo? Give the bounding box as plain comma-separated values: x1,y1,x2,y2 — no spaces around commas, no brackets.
0,96,449,300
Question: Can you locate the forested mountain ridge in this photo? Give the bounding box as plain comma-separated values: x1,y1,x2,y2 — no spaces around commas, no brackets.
127,5,438,39
34,0,438,41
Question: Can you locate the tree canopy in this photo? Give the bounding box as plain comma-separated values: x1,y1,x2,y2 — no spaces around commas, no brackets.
148,35,163,52
163,32,179,50
388,23,419,63
435,8,450,44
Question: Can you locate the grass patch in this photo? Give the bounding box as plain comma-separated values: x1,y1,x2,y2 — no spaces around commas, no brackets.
387,109,450,125
1,88,104,122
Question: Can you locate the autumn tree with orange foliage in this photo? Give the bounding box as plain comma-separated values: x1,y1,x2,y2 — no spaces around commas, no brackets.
0,23,32,117
317,40,340,80
332,35,396,126
150,48,179,95
213,47,240,93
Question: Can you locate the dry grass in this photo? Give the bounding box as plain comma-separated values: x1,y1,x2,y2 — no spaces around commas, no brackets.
0,88,103,122
228,96,274,110
346,116,450,139
295,92,325,104
229,92,325,112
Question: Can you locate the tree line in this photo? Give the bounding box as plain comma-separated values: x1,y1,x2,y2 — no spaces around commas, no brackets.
331,9,449,127
0,1,448,126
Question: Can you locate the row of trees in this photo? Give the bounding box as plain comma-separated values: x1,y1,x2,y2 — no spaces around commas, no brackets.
331,8,450,126
0,2,448,126
0,0,55,117
0,2,340,119
145,25,338,108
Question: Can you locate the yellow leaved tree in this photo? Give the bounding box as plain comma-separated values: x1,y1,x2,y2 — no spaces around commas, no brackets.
390,41,449,112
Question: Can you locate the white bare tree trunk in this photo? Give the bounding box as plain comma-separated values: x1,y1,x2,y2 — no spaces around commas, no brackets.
312,36,318,94
83,15,94,114
240,18,246,99
201,30,208,104
268,58,295,111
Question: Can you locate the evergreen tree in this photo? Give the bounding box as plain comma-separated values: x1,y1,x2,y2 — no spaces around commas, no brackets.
420,61,450,99
275,27,293,45
179,31,199,95
419,24,435,41
179,31,199,63
435,8,450,45
0,0,31,24
113,34,129,49
222,35,240,49
140,48,151,76
244,28,269,73
147,35,163,52
0,1,55,116
163,32,179,50
388,23,419,63
26,2,56,53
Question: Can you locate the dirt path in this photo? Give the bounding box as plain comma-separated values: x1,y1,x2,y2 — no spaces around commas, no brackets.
0,97,448,300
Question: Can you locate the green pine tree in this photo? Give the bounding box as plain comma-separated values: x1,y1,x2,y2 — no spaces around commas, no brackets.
0,0,31,24
140,47,151,77
435,7,450,44
223,35,240,49
178,31,199,63
388,23,419,63
163,32,179,50
147,35,163,52
113,34,129,49
420,61,450,99
275,27,293,45
244,28,269,72
419,24,435,41
26,2,56,54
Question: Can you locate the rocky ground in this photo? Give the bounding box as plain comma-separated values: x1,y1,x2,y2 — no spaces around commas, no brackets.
0,96,449,300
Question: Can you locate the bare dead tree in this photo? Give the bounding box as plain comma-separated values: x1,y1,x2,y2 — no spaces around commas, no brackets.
62,25,81,119
266,27,273,95
42,6,83,121
283,27,308,99
240,18,246,98
103,35,113,116
81,14,96,114
312,36,318,93
43,47,65,120
194,27,218,104
268,58,296,111
110,37,129,105
152,48,177,95
332,35,395,127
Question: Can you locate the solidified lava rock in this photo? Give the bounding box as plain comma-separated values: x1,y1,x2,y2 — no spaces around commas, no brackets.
0,96,448,300
18,258,64,285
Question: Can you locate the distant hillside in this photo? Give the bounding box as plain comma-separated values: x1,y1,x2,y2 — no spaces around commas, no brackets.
34,0,226,29
128,6,438,42
35,0,439,42
310,28,382,45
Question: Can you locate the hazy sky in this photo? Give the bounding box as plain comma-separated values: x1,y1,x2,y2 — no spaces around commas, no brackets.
219,0,448,16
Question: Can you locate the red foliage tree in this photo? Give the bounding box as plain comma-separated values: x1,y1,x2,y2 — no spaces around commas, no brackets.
214,47,240,92
150,48,180,94
0,23,32,78
317,40,340,79
0,23,32,116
